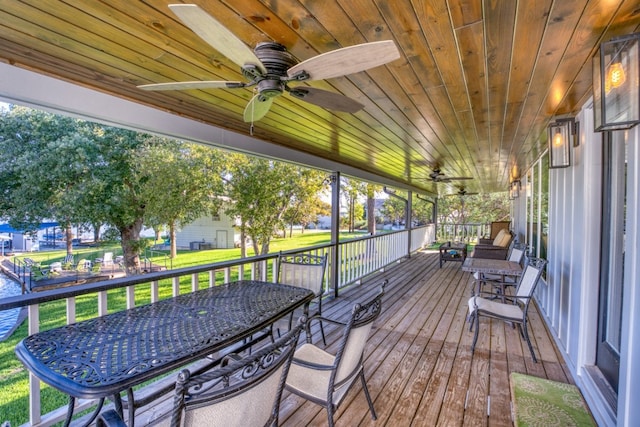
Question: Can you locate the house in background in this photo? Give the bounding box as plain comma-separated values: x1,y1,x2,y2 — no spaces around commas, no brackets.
0,222,60,252
174,212,239,250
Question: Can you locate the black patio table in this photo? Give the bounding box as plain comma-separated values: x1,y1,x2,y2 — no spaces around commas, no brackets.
15,280,314,426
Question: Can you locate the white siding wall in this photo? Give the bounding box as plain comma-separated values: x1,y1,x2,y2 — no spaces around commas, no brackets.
174,215,238,249
514,104,640,426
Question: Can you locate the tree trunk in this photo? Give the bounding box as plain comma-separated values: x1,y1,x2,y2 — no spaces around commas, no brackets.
349,195,355,233
119,218,143,276
65,225,73,255
240,225,247,259
92,223,101,243
169,221,177,259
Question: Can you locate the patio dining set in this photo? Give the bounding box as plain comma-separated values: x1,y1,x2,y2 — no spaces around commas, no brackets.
438,221,548,363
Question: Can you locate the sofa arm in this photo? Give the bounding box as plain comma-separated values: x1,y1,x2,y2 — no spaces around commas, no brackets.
478,238,494,245
471,245,509,260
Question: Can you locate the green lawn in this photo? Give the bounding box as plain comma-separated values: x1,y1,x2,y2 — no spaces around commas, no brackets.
0,230,364,425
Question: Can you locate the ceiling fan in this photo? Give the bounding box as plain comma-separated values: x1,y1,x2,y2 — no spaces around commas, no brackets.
138,4,401,123
421,168,473,183
448,187,478,197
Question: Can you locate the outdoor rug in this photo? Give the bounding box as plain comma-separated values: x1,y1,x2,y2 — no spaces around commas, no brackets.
510,372,596,426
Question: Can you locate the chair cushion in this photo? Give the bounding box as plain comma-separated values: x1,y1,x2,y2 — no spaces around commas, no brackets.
286,343,352,405
182,365,283,427
468,296,523,320
492,229,511,247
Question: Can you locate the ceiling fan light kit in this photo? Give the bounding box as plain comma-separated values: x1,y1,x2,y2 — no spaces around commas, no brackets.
138,4,400,123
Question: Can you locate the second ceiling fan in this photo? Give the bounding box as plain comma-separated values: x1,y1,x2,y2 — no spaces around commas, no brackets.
423,168,473,183
138,4,401,123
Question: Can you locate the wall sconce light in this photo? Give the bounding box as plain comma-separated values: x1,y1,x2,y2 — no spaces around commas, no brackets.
509,180,520,200
548,118,576,168
593,32,640,131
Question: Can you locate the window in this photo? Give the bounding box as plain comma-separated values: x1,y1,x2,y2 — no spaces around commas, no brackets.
596,130,627,393
525,153,549,260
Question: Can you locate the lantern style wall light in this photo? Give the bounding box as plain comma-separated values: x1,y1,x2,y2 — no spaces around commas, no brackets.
593,33,640,131
509,180,521,199
548,118,576,168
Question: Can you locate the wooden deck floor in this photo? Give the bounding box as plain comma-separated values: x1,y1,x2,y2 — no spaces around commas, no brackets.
278,250,573,427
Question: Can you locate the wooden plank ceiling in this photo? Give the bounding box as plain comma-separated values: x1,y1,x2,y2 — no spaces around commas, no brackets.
0,1,639,195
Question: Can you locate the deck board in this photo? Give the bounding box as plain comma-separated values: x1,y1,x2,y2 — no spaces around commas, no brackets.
278,250,572,427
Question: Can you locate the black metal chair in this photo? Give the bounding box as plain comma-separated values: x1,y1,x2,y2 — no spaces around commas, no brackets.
285,280,387,427
276,252,328,344
468,257,547,362
97,322,303,427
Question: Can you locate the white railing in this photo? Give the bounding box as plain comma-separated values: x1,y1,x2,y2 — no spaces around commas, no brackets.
0,225,433,426
436,222,490,243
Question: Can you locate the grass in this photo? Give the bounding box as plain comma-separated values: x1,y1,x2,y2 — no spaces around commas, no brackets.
0,229,363,425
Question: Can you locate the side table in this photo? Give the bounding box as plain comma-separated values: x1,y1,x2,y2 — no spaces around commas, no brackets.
439,242,468,268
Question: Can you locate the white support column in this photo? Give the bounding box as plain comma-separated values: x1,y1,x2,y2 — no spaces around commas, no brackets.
97,291,107,316
27,304,41,425
126,286,135,309
66,297,76,324
151,280,159,303
172,277,180,296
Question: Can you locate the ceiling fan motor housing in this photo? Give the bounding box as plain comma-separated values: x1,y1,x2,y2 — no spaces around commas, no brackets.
251,42,297,100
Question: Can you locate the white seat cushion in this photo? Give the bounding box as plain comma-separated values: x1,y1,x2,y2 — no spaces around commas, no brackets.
468,296,523,320
286,343,353,405
492,229,512,247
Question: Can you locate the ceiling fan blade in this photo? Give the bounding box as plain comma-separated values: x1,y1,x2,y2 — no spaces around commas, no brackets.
138,81,245,91
289,87,363,113
287,40,400,81
243,94,274,122
169,4,266,74
445,177,473,181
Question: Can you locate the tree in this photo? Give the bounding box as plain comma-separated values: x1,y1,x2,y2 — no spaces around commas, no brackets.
222,154,301,257
381,193,407,225
0,107,100,255
437,192,510,225
139,141,224,258
282,169,328,236
341,178,366,232
412,196,434,225
0,106,227,274
366,183,381,234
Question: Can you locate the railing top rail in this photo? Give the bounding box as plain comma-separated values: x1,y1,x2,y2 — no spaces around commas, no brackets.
0,251,276,311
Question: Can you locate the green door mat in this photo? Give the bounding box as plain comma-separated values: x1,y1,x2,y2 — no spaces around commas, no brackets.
510,372,596,426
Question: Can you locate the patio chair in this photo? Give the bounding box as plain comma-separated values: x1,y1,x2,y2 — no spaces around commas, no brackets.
62,253,74,270
276,252,328,345
468,257,547,362
97,321,303,427
470,228,514,260
75,259,91,272
472,242,527,296
23,258,52,281
482,220,511,242
95,252,113,268
285,280,387,427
